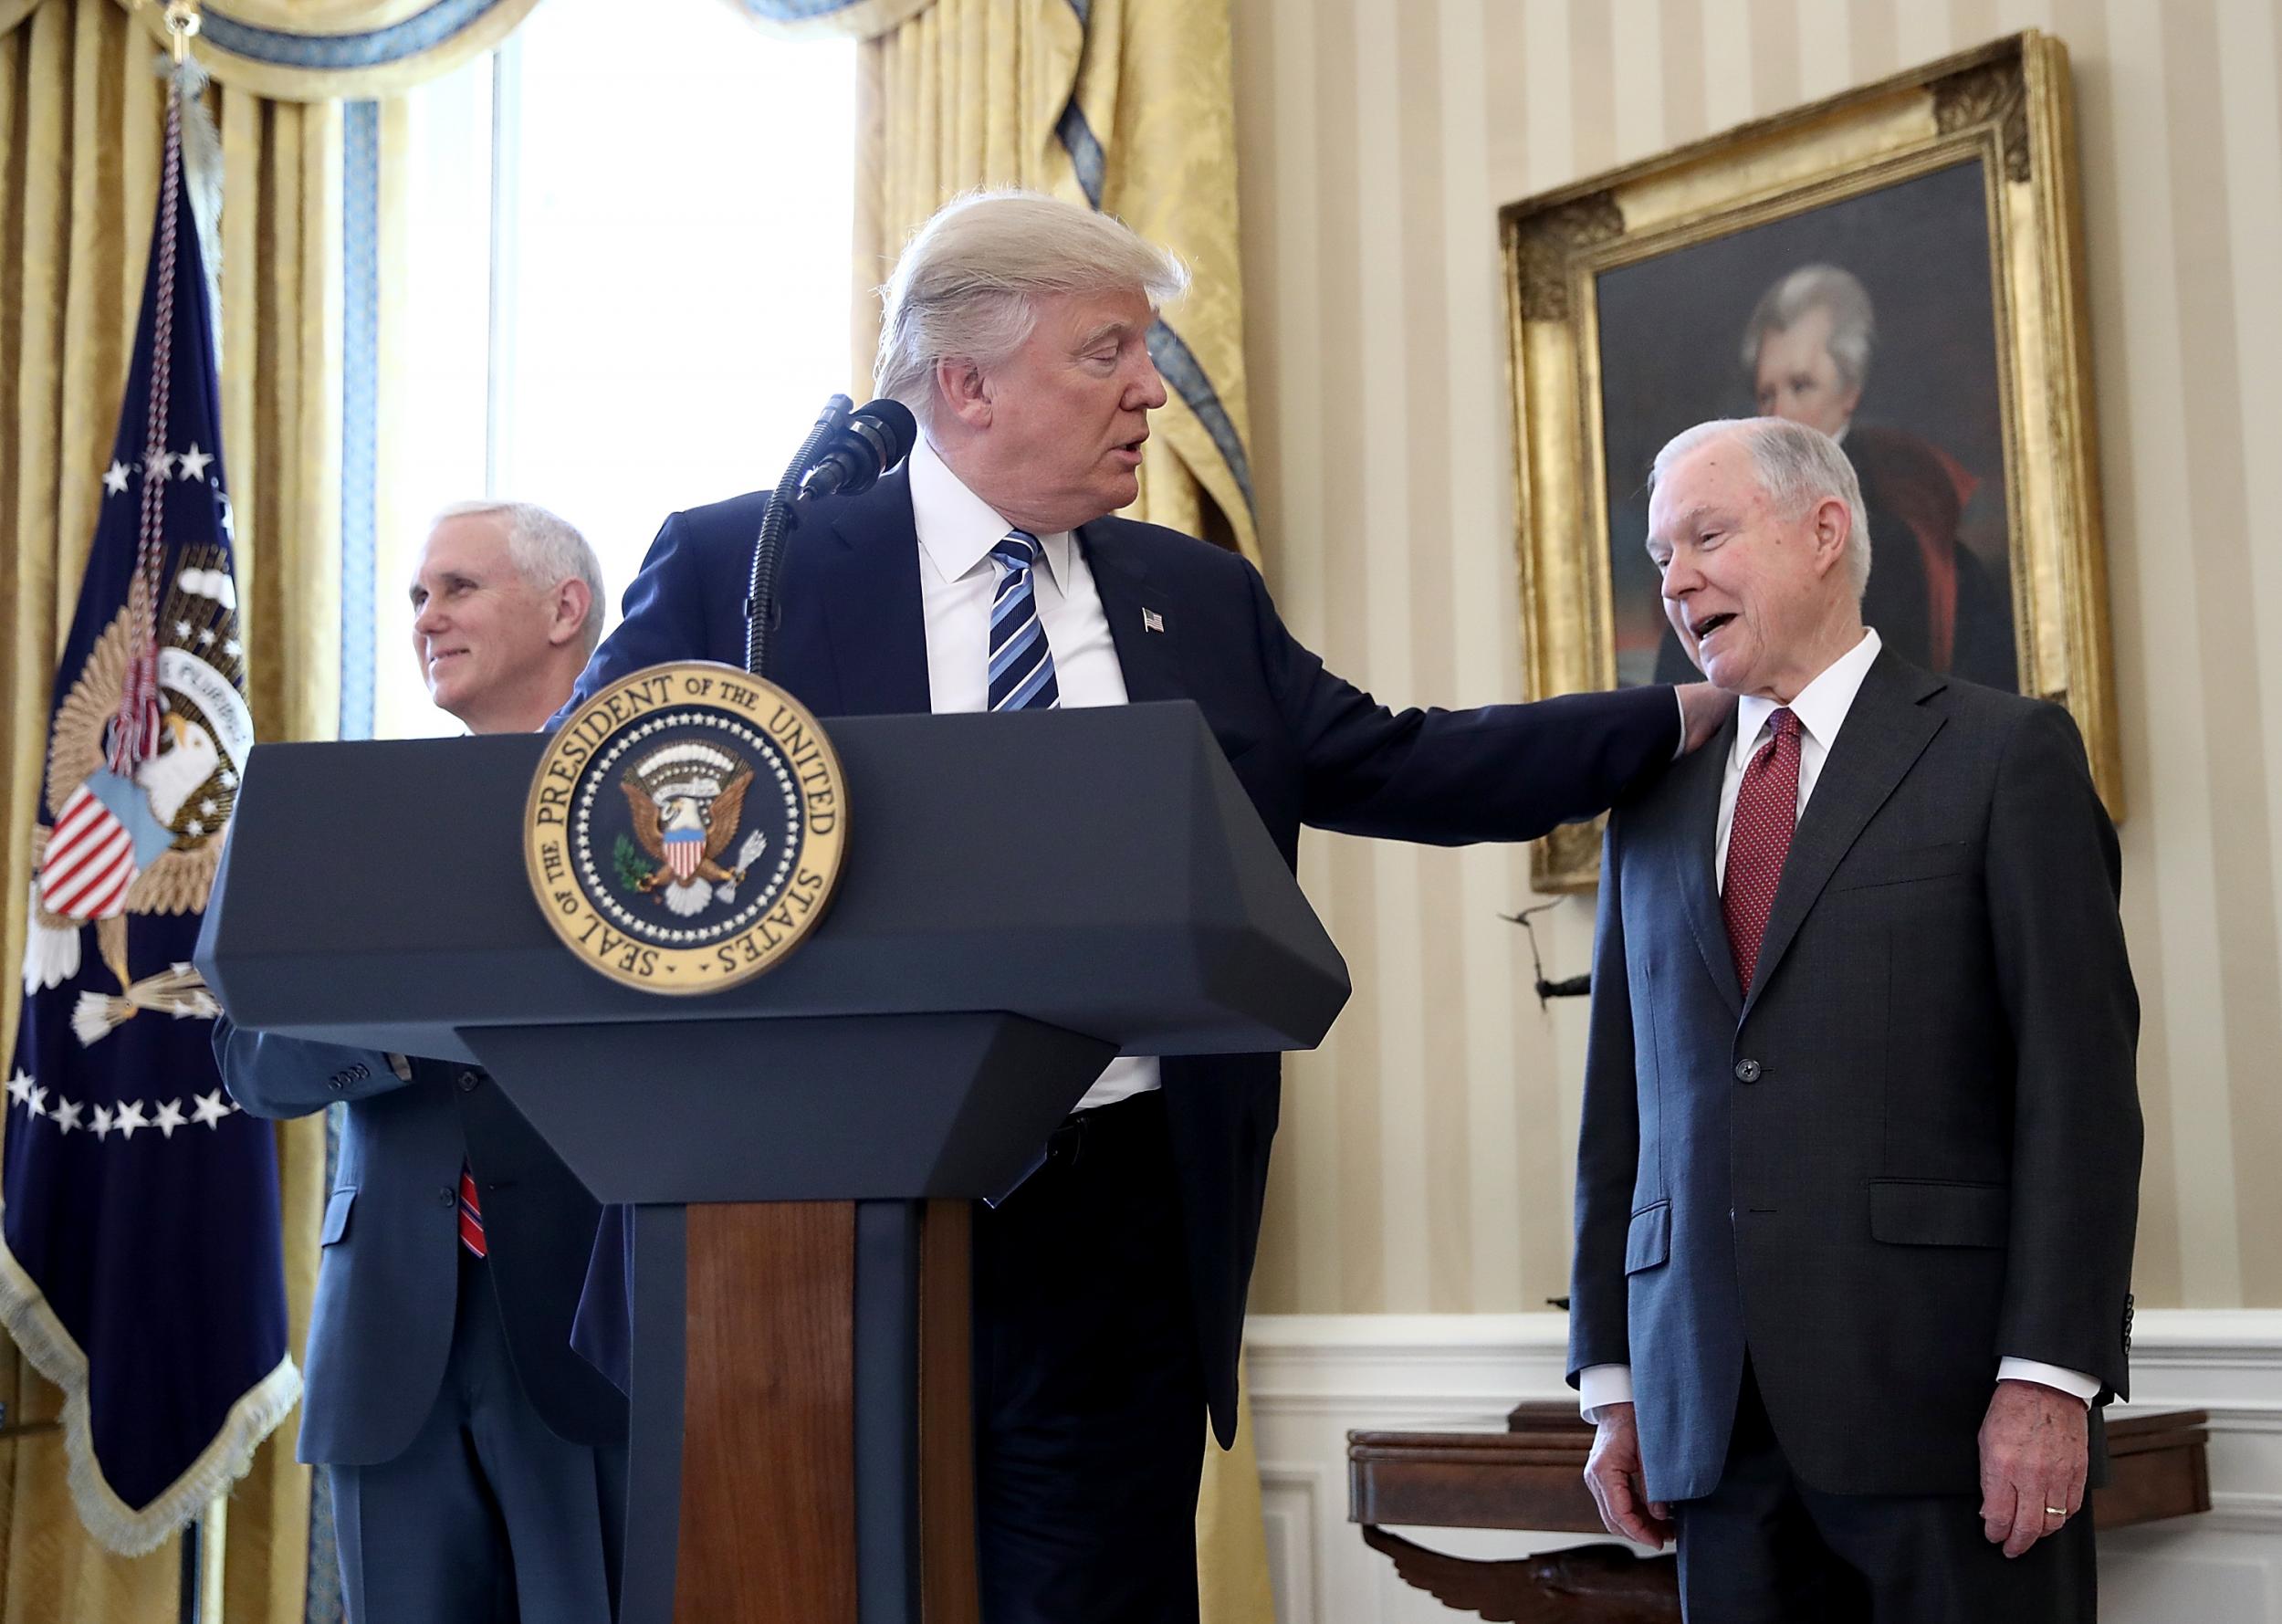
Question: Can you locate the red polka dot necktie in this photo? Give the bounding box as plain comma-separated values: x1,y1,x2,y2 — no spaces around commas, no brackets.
458,1163,487,1259
1723,707,1803,995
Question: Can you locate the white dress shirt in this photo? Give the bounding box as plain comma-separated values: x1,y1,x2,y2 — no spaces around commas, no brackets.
1579,628,2099,1420
909,434,1156,1111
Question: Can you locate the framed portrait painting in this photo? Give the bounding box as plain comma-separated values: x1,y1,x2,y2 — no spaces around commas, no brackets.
1502,31,2119,891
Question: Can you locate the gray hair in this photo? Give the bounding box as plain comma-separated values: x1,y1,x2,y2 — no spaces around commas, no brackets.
1741,263,1876,393
874,189,1189,431
1651,417,1872,598
430,500,607,657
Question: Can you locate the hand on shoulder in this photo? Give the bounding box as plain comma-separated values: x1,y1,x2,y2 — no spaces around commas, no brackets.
1675,683,1735,754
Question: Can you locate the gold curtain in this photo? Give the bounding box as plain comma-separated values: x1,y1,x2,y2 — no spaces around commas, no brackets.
0,3,335,1619
1192,1364,1278,1624
853,0,1259,562
855,6,1273,1619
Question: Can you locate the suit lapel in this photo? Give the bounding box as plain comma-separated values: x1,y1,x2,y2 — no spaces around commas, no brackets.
1082,523,1185,704
817,468,930,715
1662,714,1743,1020
1742,653,1945,1017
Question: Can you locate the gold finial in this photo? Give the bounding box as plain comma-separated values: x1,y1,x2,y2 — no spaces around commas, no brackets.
162,0,201,65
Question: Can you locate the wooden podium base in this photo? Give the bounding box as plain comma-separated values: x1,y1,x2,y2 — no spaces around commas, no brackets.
671,1200,979,1623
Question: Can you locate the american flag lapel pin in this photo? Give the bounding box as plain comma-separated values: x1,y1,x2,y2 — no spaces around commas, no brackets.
1143,608,1165,634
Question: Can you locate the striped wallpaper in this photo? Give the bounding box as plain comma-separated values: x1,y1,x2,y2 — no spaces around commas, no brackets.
1234,0,2282,1316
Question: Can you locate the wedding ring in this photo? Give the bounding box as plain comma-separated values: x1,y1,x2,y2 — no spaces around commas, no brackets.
2044,1505,2068,1517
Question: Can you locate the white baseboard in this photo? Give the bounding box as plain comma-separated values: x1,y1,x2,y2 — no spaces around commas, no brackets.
1245,1310,2282,1623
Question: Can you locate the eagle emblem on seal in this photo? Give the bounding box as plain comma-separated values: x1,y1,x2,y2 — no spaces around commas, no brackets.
618,741,769,917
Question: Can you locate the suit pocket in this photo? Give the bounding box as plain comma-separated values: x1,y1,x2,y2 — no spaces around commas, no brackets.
1869,1179,2008,1247
1625,1202,1670,1274
1833,840,1979,892
319,1188,355,1247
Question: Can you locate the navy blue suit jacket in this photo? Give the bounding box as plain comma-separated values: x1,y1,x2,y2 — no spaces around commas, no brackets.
215,1022,627,1464
568,466,1682,1444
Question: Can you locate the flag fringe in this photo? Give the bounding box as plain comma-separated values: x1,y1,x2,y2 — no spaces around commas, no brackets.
0,1228,300,1556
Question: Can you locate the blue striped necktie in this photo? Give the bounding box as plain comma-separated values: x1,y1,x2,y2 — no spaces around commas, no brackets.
988,529,1062,712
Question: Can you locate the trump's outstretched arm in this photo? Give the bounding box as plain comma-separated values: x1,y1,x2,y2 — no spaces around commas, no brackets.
1235,553,1684,843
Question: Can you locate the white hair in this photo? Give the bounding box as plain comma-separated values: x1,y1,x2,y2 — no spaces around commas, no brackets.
430,500,607,657
874,189,1189,432
1651,417,1872,598
1742,262,1877,393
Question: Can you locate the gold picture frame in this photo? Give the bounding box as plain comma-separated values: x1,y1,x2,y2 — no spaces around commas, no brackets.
1502,30,2118,892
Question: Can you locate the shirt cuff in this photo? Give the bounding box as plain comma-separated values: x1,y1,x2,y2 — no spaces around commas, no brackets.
1578,1363,1634,1420
1998,1357,2099,1405
1672,691,1689,760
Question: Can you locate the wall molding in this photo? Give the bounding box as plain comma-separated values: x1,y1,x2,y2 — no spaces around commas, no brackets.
1249,1305,2282,1357
1244,1310,2282,1623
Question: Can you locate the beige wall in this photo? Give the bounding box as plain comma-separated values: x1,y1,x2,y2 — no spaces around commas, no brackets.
1235,0,2282,1316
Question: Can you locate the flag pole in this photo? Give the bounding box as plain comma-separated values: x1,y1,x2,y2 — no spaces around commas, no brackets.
171,12,227,1608
177,1516,199,1624
168,14,212,1624
175,1494,228,1624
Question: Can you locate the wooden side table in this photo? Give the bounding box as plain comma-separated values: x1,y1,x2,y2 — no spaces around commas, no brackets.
1347,1403,2211,1622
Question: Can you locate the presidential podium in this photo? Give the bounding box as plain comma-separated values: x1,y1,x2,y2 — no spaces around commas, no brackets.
195,701,1348,1624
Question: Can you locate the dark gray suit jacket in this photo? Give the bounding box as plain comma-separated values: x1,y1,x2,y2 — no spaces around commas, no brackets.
215,1019,627,1465
1568,653,2141,1502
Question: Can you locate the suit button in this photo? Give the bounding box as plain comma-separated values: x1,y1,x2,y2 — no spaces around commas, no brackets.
437,1187,455,1207
456,1071,479,1093
1733,1059,1763,1083
327,1074,346,1092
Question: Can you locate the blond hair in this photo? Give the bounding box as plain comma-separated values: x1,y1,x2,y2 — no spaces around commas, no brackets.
874,190,1188,431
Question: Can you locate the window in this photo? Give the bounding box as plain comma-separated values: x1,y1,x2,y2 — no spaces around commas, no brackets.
371,0,857,738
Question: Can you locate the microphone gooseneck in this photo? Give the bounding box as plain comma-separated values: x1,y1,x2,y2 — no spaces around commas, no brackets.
745,395,921,678
744,395,850,678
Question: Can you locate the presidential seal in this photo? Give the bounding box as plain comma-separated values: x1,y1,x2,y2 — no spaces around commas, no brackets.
524,663,848,993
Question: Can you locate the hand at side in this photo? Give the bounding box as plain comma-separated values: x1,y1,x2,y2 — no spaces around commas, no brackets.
1978,1378,2089,1558
1584,1402,1674,1548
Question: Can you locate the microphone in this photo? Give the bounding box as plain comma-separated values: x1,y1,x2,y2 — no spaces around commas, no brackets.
746,395,920,677
798,398,917,502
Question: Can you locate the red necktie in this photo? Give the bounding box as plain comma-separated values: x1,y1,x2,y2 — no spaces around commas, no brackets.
1723,707,1803,994
458,1163,487,1259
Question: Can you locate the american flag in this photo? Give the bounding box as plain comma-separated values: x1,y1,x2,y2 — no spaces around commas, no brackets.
0,72,298,1554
